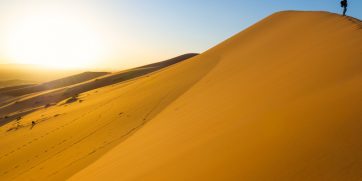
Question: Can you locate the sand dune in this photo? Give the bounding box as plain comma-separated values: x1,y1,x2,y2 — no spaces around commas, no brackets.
0,80,35,89
70,11,362,180
0,72,109,123
0,11,361,181
0,52,205,180
0,72,110,97
0,72,109,107
0,54,196,127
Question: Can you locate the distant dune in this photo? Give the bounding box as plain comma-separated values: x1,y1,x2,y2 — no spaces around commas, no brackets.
0,64,85,82
0,79,35,89
0,72,109,115
0,53,197,126
0,11,361,181
0,72,110,97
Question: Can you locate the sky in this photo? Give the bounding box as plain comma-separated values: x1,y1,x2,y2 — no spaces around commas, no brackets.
0,0,361,70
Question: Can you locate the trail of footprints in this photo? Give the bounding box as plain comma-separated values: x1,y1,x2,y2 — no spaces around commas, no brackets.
1,138,70,177
1,103,114,178
0,102,111,161
1,95,165,178
46,97,169,178
47,113,141,177
0,112,92,177
10,114,108,179
0,115,81,160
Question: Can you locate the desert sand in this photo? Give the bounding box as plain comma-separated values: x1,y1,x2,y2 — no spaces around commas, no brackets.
0,11,361,181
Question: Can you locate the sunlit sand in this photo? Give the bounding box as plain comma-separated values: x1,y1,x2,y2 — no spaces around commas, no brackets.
0,11,361,181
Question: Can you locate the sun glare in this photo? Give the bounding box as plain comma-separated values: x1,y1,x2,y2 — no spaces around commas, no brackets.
4,9,106,69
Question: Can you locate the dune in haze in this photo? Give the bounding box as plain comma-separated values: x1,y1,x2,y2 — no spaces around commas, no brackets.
0,80,35,89
0,72,109,98
0,64,83,83
0,11,361,181
0,54,197,126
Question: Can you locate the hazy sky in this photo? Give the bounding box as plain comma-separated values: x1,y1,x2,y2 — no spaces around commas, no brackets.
0,0,361,70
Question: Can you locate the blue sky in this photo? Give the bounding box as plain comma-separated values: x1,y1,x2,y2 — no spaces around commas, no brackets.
0,0,361,69
105,0,361,52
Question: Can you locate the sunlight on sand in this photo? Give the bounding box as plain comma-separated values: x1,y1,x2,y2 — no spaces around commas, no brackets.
0,11,361,181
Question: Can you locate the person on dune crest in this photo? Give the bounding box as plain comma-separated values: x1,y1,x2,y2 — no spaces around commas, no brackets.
340,0,348,16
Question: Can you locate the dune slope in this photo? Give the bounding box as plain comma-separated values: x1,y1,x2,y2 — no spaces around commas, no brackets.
0,52,209,180
69,11,362,181
0,54,197,126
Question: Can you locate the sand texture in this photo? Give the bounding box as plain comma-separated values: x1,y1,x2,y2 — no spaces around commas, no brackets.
1,11,361,181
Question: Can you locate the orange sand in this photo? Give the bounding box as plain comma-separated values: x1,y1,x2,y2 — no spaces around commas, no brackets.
1,11,361,181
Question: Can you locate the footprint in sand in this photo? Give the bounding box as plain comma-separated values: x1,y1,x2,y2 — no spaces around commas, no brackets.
88,150,97,155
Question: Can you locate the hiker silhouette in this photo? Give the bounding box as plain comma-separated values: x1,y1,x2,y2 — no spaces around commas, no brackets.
340,0,348,16
31,121,36,129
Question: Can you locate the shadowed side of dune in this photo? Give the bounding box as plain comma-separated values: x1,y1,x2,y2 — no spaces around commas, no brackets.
0,84,35,93
0,72,109,109
0,80,35,89
0,72,110,97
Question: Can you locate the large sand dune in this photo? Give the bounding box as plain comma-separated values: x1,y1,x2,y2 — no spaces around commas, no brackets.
0,11,361,180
